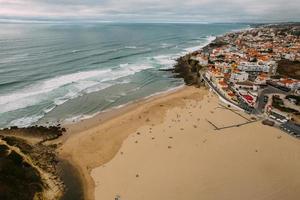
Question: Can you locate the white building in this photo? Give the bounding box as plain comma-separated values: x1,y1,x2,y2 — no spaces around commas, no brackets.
230,71,249,83
238,62,263,72
284,53,296,61
237,61,277,75
278,79,300,90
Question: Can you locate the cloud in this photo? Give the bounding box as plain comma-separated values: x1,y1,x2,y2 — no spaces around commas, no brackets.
0,0,299,22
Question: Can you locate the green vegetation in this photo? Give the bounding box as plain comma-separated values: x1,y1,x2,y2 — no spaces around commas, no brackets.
0,145,43,200
0,125,67,200
286,95,300,105
272,96,299,114
0,144,9,156
3,137,33,154
277,59,300,80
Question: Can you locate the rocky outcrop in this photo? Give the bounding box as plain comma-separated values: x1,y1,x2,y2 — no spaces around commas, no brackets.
169,37,227,86
0,126,66,143
202,37,228,52
164,34,228,86
172,54,199,85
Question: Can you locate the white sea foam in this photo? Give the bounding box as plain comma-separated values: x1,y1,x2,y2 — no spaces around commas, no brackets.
106,99,116,103
53,98,67,106
63,115,85,123
0,69,110,105
9,115,44,127
0,70,109,113
152,35,216,70
160,43,170,48
43,106,56,114
152,55,177,69
63,84,185,125
54,91,78,106
184,35,216,52
125,46,137,49
143,84,185,100
119,63,129,68
1,25,249,128
64,113,101,124
0,63,154,114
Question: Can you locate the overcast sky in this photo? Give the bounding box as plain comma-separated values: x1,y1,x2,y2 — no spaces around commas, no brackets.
0,0,299,22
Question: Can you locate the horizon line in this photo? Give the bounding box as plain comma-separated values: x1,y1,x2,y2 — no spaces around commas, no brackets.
0,17,300,25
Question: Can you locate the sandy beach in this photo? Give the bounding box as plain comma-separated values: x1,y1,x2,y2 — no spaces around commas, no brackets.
60,86,300,200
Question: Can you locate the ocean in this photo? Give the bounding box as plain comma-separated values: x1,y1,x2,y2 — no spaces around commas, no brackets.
0,23,248,128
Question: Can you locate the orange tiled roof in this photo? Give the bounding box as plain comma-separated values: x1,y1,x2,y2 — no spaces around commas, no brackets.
258,56,269,61
280,79,298,85
259,73,268,77
219,80,228,86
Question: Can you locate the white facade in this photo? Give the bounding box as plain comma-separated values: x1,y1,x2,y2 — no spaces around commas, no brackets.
284,53,296,61
278,80,300,90
238,62,268,72
237,61,277,74
230,71,249,83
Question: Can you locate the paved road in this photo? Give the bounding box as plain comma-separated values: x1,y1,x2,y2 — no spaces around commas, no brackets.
202,74,243,110
255,85,289,114
202,74,292,115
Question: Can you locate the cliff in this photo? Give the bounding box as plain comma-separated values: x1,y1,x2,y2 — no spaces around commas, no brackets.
0,126,66,200
170,37,227,86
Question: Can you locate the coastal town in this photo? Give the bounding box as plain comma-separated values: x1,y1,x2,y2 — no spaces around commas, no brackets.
175,23,300,137
1,23,300,200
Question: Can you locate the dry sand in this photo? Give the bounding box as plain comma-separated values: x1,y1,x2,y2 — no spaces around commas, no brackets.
60,86,300,200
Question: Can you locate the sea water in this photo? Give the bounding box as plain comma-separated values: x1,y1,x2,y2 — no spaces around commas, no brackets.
0,22,248,128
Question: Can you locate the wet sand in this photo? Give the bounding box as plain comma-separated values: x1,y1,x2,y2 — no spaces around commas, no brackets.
60,86,300,200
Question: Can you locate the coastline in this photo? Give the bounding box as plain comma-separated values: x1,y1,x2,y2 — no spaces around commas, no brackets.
59,84,300,200
0,25,244,199
58,34,218,128
59,85,197,200
58,24,300,200
2,23,299,200
62,85,186,133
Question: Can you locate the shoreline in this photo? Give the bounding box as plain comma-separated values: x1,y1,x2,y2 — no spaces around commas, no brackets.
55,34,219,129
59,83,300,200
62,84,187,133
0,24,249,130
2,23,299,200
56,32,220,199
0,25,238,200
59,24,300,200
59,85,202,200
